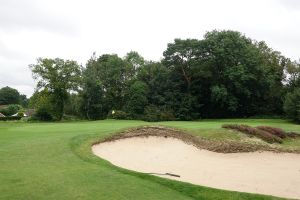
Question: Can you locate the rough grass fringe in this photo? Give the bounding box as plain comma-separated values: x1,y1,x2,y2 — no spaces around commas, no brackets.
222,124,283,144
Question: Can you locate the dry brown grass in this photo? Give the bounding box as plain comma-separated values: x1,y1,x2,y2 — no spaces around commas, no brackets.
222,124,283,144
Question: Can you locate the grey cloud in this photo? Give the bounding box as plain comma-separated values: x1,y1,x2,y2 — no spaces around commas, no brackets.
277,0,300,10
0,0,78,35
0,41,29,60
0,64,33,85
0,58,35,96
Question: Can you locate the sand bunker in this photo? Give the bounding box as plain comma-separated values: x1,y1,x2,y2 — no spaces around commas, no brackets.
92,136,300,199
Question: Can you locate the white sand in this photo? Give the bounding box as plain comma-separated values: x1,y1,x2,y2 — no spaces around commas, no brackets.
92,136,300,199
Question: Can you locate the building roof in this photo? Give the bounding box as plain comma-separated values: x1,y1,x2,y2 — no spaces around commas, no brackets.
0,112,5,117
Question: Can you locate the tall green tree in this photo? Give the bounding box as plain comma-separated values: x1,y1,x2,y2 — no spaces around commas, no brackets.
79,58,107,120
124,51,145,80
200,31,288,117
125,80,148,118
19,94,28,108
79,53,145,120
29,58,82,120
30,89,54,121
255,41,288,114
201,30,265,116
284,88,300,122
163,39,201,93
163,39,205,119
0,86,20,105
285,60,300,91
137,62,171,106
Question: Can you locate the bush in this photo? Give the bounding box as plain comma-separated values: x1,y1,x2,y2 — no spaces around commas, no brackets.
143,105,161,122
283,88,300,122
256,126,286,139
32,107,53,121
143,105,176,122
111,110,128,120
17,112,25,117
0,116,22,121
222,124,283,143
160,109,176,121
0,104,21,116
247,115,282,119
62,114,80,121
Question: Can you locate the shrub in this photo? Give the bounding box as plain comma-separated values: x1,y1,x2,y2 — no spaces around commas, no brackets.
32,107,53,121
256,126,286,139
111,110,128,120
62,114,80,121
222,124,283,143
0,104,21,116
143,105,176,122
17,112,25,117
283,88,300,123
160,110,176,121
0,116,22,121
143,105,161,122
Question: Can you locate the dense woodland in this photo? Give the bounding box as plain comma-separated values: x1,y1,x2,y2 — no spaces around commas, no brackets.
1,30,300,122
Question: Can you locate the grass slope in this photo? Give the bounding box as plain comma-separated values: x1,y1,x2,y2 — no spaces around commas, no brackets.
0,119,299,200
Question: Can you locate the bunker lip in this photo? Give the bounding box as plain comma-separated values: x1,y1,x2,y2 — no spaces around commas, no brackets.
95,126,299,153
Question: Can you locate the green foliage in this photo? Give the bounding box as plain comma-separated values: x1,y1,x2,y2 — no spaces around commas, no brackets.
79,53,146,120
30,58,82,120
30,89,54,121
143,105,161,122
125,81,148,118
64,94,81,117
0,116,22,121
0,86,21,105
285,60,300,91
79,55,109,120
159,108,176,121
0,87,28,108
124,51,145,78
111,110,128,119
0,104,21,116
177,95,199,120
143,105,176,122
284,88,300,122
17,112,25,117
19,94,29,108
26,30,300,121
32,106,53,121
161,30,291,118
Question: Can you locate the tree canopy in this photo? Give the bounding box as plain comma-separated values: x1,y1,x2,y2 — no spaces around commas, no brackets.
0,86,21,105
28,30,300,122
30,58,82,120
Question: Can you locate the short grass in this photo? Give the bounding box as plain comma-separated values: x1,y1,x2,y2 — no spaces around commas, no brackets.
0,119,299,200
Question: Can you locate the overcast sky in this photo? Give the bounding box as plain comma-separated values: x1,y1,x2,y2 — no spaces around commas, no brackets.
0,0,300,97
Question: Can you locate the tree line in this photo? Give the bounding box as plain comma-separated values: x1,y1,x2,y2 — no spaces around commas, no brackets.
27,30,300,122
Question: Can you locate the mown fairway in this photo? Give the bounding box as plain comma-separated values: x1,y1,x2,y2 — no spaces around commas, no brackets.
1,119,299,200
